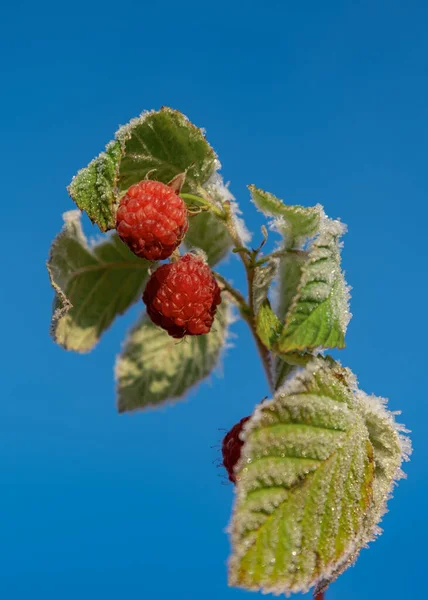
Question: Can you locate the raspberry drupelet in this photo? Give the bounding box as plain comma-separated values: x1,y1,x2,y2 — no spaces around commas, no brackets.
222,417,250,484
143,253,222,339
116,180,188,261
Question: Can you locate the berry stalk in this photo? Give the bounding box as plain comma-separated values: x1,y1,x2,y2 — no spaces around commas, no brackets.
210,196,274,392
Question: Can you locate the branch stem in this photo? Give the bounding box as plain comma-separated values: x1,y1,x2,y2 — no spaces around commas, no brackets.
220,200,274,392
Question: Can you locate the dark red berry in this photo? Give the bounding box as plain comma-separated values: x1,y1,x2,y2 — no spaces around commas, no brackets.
143,253,222,339
222,416,250,483
116,180,188,261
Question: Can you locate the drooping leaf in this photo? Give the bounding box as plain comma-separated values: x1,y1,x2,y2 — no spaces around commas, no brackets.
277,216,351,353
228,359,410,595
47,211,152,352
252,259,278,315
184,211,232,266
116,302,230,413
249,185,321,243
68,107,217,232
68,141,123,231
255,301,282,350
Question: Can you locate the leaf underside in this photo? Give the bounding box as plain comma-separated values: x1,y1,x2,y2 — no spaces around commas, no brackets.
47,211,152,353
116,302,230,413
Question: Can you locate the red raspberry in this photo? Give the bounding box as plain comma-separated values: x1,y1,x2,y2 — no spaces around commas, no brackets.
222,417,250,484
116,180,188,261
143,253,222,339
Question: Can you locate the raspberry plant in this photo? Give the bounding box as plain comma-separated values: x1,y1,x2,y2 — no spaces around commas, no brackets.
47,107,411,598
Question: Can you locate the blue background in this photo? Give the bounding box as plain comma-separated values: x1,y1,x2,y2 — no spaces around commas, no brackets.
1,1,426,598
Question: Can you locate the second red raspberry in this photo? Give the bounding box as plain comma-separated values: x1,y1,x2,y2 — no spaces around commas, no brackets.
222,417,250,483
116,180,188,261
143,253,222,338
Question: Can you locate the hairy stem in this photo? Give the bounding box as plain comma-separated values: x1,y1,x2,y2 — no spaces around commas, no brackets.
245,263,274,392
212,271,248,308
220,201,274,392
314,593,325,600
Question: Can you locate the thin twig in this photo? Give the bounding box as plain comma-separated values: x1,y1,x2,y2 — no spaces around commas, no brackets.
220,201,274,392
212,271,249,311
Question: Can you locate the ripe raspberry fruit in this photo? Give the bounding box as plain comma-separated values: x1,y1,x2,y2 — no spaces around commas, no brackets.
116,180,188,261
143,253,222,339
222,416,250,484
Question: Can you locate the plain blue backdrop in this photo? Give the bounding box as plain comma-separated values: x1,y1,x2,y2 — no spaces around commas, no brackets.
1,1,426,598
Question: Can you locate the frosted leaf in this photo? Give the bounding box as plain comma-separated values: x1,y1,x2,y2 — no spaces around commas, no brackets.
68,141,123,231
249,185,322,245
228,358,410,596
68,107,217,232
47,211,152,352
116,302,230,412
277,213,351,353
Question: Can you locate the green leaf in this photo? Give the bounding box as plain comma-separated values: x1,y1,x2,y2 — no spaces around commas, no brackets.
68,107,217,232
229,359,375,595
252,259,278,314
117,107,217,194
228,359,410,595
47,211,152,352
277,216,351,353
255,301,282,350
184,211,232,266
116,302,230,413
249,185,321,243
68,141,123,232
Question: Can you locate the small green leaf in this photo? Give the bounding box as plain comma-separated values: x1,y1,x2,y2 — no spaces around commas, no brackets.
277,216,351,353
117,107,217,194
228,359,410,595
255,301,282,349
47,211,152,352
184,211,232,266
116,302,230,412
252,259,278,314
249,185,321,243
68,141,123,231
